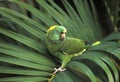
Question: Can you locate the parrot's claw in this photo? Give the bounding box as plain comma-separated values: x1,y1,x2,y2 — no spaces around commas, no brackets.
52,67,66,74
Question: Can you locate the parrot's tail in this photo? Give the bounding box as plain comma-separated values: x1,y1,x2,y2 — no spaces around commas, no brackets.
92,41,101,46
84,44,91,49
84,41,101,49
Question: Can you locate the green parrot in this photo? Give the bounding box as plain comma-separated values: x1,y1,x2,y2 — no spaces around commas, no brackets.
45,25,100,74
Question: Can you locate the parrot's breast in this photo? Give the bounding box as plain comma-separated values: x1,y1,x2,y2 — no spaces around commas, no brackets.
45,39,63,53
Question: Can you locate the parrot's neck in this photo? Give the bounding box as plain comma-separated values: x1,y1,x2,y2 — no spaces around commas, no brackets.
45,38,66,53
47,38,63,44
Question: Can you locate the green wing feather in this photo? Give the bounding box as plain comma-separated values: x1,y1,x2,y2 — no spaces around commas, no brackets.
59,37,85,54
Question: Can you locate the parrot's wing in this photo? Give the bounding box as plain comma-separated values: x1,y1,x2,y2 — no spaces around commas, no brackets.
57,37,86,68
59,37,85,54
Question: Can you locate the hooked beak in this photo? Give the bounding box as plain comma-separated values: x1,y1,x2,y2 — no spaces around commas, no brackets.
60,32,66,40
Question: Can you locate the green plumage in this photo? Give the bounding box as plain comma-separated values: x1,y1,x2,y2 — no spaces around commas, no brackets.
45,25,86,73
59,37,85,54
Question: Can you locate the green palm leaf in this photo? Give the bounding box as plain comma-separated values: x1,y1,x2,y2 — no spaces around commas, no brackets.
0,42,54,67
73,52,115,82
52,72,74,82
36,0,102,41
0,76,48,82
68,61,97,82
0,66,50,76
0,28,46,54
0,0,119,82
102,32,120,41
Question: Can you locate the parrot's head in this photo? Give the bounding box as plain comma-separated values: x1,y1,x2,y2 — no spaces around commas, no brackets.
47,25,67,42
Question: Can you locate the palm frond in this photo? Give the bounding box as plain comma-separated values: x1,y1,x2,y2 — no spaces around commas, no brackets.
90,41,120,60
73,51,115,82
104,0,120,32
0,0,120,82
0,76,48,82
68,61,97,82
102,32,120,41
0,28,46,54
0,42,54,67
36,0,103,41
52,72,74,82
10,0,57,26
0,66,50,76
0,9,45,41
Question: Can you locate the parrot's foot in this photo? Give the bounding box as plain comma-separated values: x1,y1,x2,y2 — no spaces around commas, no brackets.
52,67,66,74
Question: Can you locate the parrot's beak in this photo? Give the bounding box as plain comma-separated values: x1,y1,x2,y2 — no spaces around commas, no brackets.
60,32,66,40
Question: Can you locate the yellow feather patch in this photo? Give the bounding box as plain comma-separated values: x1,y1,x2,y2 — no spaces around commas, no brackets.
48,25,58,31
63,28,67,33
47,25,58,36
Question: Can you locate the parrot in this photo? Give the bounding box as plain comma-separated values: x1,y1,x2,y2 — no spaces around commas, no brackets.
45,25,100,74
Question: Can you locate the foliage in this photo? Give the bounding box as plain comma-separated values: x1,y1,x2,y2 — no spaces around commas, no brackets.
0,0,120,82
104,0,120,32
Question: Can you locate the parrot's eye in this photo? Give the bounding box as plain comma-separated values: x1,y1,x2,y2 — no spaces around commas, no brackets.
55,30,59,33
